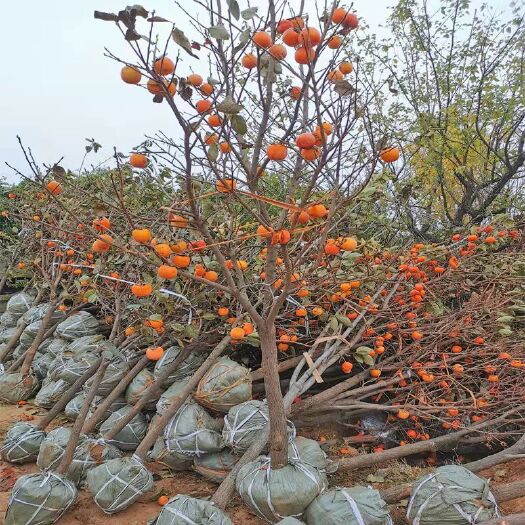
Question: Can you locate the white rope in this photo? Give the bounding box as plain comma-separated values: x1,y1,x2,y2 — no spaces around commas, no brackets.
340,489,367,525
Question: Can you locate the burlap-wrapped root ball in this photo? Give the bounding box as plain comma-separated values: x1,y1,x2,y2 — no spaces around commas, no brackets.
99,404,148,451
406,465,499,525
154,345,206,386
305,486,393,525
151,495,233,525
223,399,268,453
236,455,327,522
4,472,77,525
162,402,224,457
0,372,39,403
193,449,240,483
37,427,72,472
194,357,251,413
0,422,46,463
86,456,153,514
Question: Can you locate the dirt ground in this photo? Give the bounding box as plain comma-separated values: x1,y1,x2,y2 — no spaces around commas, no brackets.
0,402,524,524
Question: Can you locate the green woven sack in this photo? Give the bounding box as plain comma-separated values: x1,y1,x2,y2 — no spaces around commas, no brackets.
289,436,337,474
99,404,148,451
194,357,251,413
156,379,189,415
149,435,194,471
126,369,158,409
236,455,327,522
193,449,240,483
162,401,224,457
4,472,77,525
277,519,306,525
55,311,99,340
0,422,46,464
0,372,39,403
86,456,153,514
407,465,499,525
151,495,233,525
154,345,205,386
305,486,392,525
223,399,268,452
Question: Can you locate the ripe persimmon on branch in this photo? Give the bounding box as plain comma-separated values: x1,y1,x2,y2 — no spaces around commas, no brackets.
94,0,395,469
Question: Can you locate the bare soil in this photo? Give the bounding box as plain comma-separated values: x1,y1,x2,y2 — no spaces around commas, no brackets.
0,402,523,524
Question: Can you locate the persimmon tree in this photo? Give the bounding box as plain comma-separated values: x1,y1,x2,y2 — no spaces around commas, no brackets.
91,0,397,469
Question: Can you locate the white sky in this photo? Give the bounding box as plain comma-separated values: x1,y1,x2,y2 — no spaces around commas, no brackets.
0,0,511,183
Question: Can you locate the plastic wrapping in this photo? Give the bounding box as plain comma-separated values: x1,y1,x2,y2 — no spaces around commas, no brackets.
99,404,148,451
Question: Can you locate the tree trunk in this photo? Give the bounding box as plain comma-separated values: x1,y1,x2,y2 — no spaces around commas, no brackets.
81,355,149,434
55,360,108,475
0,273,9,295
18,298,60,376
0,321,28,363
260,324,289,469
133,336,230,461
37,357,102,430
463,435,525,473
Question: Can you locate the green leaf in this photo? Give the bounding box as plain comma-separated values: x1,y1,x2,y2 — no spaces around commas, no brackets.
217,95,243,114
335,313,353,327
201,312,216,320
363,354,375,366
334,79,354,97
226,0,240,20
366,474,386,483
241,7,258,20
355,346,372,356
329,316,340,332
496,315,514,323
209,24,230,40
172,28,198,57
184,324,198,338
231,115,247,134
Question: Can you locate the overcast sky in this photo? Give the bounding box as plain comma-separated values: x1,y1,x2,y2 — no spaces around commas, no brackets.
0,0,513,183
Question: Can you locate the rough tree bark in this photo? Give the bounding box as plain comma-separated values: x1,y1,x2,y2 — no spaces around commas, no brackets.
260,324,289,469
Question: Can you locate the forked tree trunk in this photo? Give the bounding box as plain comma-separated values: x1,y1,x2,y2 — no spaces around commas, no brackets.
55,360,108,475
260,324,289,469
132,336,230,461
18,298,60,376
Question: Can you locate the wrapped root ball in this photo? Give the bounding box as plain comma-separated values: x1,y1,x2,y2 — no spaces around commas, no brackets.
151,494,233,525
4,472,77,525
163,402,223,457
0,372,39,403
406,465,499,525
193,449,240,483
223,399,269,453
87,456,153,514
236,455,327,522
0,422,46,463
99,404,148,451
305,486,392,525
194,357,251,413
